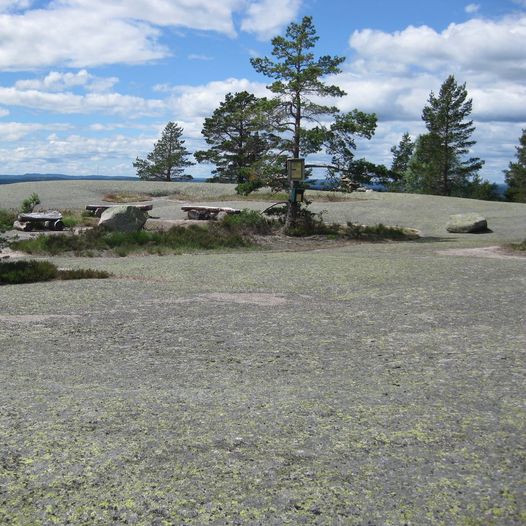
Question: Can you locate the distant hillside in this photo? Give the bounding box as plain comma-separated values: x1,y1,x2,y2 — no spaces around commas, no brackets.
0,173,138,185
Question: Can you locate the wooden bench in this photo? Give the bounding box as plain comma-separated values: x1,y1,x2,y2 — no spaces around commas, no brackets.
14,211,64,231
85,204,153,217
181,206,241,220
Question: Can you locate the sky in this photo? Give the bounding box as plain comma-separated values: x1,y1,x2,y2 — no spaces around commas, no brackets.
0,0,525,183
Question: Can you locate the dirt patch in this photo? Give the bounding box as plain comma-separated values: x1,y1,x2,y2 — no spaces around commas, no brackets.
437,245,526,260
200,292,288,306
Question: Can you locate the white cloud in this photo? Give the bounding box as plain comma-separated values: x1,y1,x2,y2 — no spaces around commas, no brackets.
14,70,118,93
0,108,9,117
349,16,526,81
165,77,268,125
341,13,526,182
0,0,32,12
465,3,480,14
0,131,149,175
0,85,165,117
241,0,302,39
60,0,243,36
0,121,70,141
0,0,274,70
0,8,168,69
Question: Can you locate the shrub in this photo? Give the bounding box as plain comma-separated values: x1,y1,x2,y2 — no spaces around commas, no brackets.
345,222,413,241
509,240,526,251
0,208,17,232
10,224,252,257
58,268,110,280
221,210,274,235
0,259,111,284
0,259,57,284
20,193,41,213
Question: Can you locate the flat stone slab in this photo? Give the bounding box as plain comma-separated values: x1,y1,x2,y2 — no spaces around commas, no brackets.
86,204,153,217
181,206,241,220
15,211,64,231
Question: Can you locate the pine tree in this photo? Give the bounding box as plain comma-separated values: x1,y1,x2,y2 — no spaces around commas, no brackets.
504,129,526,203
417,75,484,196
133,122,193,181
391,132,414,177
250,16,346,159
194,92,280,187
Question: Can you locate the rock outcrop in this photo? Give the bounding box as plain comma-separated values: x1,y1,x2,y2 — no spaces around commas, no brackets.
446,213,488,233
98,205,148,232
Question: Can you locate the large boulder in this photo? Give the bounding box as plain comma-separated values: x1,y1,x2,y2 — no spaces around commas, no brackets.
98,205,148,232
446,213,488,233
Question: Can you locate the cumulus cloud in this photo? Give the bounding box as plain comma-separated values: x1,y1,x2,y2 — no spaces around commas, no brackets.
344,15,526,124
164,77,268,125
0,0,298,70
349,15,526,81
0,0,32,12
14,70,118,93
0,131,150,175
0,121,70,141
241,0,302,39
0,84,165,117
340,13,526,181
0,9,168,69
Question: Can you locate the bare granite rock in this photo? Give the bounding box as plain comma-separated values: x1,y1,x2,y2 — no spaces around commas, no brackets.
98,205,147,232
446,213,488,233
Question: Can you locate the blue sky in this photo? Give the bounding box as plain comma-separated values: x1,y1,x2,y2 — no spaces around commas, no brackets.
0,0,525,183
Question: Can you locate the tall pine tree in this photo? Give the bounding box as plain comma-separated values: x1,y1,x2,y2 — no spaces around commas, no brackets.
250,16,346,159
391,132,415,178
504,129,526,203
194,92,280,186
414,75,484,196
133,122,193,181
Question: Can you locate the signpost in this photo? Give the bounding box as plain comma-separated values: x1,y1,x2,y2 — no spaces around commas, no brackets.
287,158,305,203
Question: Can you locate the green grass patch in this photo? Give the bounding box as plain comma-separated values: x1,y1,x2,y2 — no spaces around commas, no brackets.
0,260,110,284
103,192,153,203
509,240,526,251
59,209,98,228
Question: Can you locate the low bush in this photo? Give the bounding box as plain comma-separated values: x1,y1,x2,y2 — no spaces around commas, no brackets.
345,222,413,241
509,240,526,251
221,210,275,235
11,223,252,257
0,259,57,284
0,208,17,232
0,259,110,285
20,193,41,213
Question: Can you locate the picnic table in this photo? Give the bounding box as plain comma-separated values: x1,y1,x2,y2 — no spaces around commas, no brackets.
181,206,241,220
85,203,153,217
14,211,64,231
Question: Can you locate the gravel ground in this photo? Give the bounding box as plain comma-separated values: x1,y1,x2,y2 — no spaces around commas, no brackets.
1,182,525,525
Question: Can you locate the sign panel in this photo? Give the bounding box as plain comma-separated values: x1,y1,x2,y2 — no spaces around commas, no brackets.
287,158,305,182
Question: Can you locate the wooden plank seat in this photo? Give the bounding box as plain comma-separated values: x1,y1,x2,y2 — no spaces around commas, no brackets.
181,206,241,220
85,203,153,217
14,211,64,231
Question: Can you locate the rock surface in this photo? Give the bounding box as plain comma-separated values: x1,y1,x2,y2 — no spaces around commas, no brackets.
98,205,147,232
446,213,488,233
